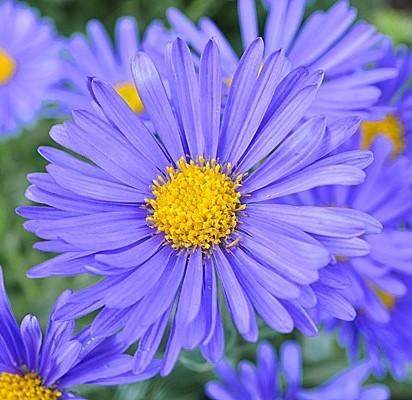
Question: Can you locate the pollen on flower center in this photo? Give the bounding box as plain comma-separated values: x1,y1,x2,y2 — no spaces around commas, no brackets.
361,113,405,157
114,82,144,113
0,48,16,85
0,372,62,400
146,157,245,250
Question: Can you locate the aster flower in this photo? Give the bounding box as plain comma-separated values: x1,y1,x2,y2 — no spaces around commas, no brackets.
164,0,396,120
53,16,166,115
360,39,412,157
19,38,376,375
0,267,158,400
0,0,61,136
292,137,412,377
206,341,389,400
332,274,412,380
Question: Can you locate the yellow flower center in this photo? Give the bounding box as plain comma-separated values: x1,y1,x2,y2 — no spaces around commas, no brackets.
0,372,62,400
114,82,144,113
146,157,245,250
361,113,405,157
0,48,16,85
374,287,396,310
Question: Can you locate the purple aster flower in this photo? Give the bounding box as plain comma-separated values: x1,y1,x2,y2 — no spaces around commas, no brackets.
53,16,167,115
0,0,61,136
360,38,412,157
206,341,390,400
164,0,396,120
0,267,158,400
292,137,412,377
19,38,376,375
331,274,412,380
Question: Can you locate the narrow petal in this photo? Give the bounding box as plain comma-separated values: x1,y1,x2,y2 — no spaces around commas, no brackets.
213,248,251,335
168,38,205,157
238,0,258,48
131,52,185,160
176,250,203,327
199,40,222,157
218,38,264,162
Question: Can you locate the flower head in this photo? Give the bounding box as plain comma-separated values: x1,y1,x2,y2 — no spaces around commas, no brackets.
19,38,375,375
53,16,166,115
0,267,158,400
206,341,389,400
331,274,412,380
298,136,412,377
0,0,61,136
360,39,412,157
164,0,395,120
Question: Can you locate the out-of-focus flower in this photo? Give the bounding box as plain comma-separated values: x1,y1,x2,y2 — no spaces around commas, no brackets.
360,39,412,157
0,267,158,400
164,0,396,120
53,17,168,115
331,274,412,379
19,38,375,375
0,0,61,136
293,137,412,377
206,341,389,400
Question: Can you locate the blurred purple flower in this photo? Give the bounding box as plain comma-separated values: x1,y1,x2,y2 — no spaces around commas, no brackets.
163,0,396,120
293,136,412,377
206,341,389,400
360,39,412,157
53,16,170,116
0,0,61,136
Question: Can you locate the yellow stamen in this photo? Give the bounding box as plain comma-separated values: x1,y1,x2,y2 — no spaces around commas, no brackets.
335,256,348,263
146,157,245,250
114,82,144,113
0,48,16,85
374,287,396,310
224,76,232,88
0,372,62,400
361,113,405,157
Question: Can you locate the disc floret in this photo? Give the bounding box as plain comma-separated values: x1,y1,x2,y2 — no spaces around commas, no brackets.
146,157,245,251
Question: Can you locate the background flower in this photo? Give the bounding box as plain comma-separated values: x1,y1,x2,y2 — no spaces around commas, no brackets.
360,39,412,157
323,138,412,378
290,136,412,378
0,267,158,400
164,0,397,120
0,0,61,137
206,340,389,400
52,16,170,115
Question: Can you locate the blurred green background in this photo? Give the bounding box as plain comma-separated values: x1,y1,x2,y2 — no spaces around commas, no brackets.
1,0,412,398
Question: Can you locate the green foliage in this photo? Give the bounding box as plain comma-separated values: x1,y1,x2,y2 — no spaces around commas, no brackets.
374,9,412,45
1,0,412,398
